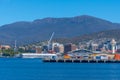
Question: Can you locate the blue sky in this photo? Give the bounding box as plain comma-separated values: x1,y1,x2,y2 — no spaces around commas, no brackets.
0,0,120,26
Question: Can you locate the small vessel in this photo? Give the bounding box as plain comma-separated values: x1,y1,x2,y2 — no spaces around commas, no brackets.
20,53,57,59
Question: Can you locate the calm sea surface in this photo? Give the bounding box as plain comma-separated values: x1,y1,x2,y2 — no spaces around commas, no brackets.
0,58,120,80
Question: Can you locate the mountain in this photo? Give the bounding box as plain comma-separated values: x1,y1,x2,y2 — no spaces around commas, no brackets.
0,15,120,45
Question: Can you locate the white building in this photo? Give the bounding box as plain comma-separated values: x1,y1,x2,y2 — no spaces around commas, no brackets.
110,39,117,54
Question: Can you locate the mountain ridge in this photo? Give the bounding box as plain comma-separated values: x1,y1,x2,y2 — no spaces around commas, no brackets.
0,15,120,45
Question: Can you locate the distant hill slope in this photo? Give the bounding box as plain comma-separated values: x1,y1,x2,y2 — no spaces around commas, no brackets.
54,29,120,44
0,15,120,45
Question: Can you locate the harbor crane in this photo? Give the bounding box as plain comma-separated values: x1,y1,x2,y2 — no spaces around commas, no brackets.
48,32,55,51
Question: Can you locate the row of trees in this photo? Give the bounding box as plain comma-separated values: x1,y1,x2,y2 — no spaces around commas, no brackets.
0,48,18,57
0,47,35,57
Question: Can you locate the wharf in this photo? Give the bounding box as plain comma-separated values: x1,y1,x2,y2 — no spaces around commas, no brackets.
43,59,120,63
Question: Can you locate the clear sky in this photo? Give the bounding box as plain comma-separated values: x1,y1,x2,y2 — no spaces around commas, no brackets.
0,0,120,26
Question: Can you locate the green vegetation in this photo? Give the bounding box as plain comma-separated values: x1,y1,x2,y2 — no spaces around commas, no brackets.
18,48,26,53
0,48,18,57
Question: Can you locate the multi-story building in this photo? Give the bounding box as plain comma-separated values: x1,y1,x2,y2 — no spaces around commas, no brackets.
64,43,72,53
59,44,64,53
53,45,59,53
71,44,77,51
64,43,77,53
0,45,11,50
91,43,98,51
36,46,42,53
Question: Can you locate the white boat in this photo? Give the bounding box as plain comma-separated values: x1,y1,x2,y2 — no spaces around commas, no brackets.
19,53,57,59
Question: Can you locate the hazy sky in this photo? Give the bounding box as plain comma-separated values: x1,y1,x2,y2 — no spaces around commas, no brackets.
0,0,120,26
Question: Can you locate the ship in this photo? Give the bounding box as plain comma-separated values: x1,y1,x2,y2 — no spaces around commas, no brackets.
17,53,57,59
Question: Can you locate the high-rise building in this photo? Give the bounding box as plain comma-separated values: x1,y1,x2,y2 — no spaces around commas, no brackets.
110,39,117,54
64,43,72,53
64,43,77,53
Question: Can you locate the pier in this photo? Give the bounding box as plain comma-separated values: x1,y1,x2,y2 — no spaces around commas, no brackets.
43,59,120,63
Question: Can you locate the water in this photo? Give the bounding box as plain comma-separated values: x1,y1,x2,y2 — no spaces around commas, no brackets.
0,58,120,80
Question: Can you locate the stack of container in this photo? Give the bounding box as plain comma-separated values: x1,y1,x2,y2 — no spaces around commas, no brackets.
114,54,120,60
64,54,71,59
91,53,114,60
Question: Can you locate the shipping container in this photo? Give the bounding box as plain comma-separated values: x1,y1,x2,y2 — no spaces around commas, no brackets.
91,53,114,60
95,56,101,60
83,56,89,60
114,54,120,60
64,54,71,59
93,55,108,60
100,55,108,60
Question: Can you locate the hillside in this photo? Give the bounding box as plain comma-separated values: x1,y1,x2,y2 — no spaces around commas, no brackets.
0,15,120,45
53,29,120,44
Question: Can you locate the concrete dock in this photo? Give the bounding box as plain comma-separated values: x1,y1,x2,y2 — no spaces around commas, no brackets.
43,59,120,63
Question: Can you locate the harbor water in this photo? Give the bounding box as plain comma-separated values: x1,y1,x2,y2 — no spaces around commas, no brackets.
0,58,120,80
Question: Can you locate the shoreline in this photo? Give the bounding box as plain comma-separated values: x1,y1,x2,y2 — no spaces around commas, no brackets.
43,59,120,63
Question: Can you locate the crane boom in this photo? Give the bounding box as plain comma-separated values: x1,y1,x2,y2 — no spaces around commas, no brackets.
48,32,54,44
48,32,55,51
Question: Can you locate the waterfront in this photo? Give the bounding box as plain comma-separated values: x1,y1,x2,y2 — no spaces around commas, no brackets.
0,58,120,80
